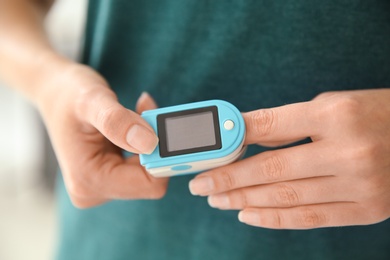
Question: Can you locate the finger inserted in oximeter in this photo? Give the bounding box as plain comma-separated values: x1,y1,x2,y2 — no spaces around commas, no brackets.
140,100,246,177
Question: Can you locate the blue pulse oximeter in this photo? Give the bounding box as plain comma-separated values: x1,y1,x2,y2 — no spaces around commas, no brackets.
140,100,246,177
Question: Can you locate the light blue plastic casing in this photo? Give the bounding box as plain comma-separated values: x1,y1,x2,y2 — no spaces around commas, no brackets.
140,100,245,176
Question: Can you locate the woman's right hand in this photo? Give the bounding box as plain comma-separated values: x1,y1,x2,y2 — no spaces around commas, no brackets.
36,56,168,208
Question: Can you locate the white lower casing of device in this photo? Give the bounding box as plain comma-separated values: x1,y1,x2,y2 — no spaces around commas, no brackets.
146,140,247,177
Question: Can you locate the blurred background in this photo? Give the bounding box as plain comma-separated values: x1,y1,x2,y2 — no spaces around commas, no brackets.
0,0,87,259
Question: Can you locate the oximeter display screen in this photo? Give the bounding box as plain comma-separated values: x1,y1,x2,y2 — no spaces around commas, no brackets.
165,112,215,151
157,106,222,157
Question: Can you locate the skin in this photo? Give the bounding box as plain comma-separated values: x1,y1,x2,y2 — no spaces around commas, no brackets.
189,89,390,229
0,0,168,208
1,1,389,229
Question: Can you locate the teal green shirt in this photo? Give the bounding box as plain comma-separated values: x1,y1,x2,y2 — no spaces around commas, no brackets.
57,1,390,259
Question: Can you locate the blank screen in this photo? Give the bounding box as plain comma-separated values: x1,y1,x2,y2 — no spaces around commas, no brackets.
165,112,216,152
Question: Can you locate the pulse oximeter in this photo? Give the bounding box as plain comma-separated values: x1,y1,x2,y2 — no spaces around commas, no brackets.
140,100,246,177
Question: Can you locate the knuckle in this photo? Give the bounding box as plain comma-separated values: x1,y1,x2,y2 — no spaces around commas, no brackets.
68,186,89,199
269,211,283,229
66,178,91,199
97,106,123,135
69,196,104,209
297,208,327,228
273,184,300,207
69,196,91,209
333,95,361,115
237,189,249,208
325,95,361,122
260,153,285,182
76,86,115,119
249,109,276,137
349,140,381,166
218,170,236,190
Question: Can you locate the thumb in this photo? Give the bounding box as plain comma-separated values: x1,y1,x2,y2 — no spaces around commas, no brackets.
84,89,158,154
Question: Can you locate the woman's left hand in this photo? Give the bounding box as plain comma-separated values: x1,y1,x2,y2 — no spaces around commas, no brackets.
189,89,390,229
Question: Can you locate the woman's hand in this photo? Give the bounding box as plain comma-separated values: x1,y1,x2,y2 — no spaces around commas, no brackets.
37,59,168,208
2,0,169,208
189,89,390,229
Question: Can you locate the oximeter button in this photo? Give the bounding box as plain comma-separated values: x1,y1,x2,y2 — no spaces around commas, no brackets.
224,120,235,130
171,165,192,171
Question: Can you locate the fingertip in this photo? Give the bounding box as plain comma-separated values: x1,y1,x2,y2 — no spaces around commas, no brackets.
238,210,259,225
138,91,150,103
188,175,214,196
238,211,245,222
136,91,157,113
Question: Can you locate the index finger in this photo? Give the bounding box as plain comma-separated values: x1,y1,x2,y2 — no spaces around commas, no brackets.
243,101,322,145
189,141,335,196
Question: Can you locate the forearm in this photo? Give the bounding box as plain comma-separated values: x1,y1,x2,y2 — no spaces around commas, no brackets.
0,0,70,104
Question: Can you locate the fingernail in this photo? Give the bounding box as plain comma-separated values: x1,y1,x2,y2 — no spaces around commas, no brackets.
126,124,158,154
238,211,259,224
138,92,149,102
208,194,230,208
189,176,214,195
